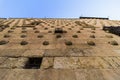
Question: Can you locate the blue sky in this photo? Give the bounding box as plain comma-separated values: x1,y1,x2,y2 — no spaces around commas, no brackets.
0,0,120,20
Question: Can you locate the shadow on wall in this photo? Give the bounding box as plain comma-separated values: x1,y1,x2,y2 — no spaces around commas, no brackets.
103,26,120,36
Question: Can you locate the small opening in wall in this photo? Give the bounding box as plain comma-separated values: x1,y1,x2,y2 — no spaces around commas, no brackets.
24,57,43,69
